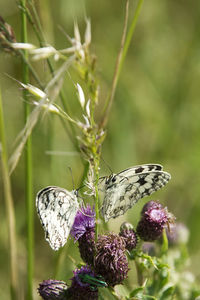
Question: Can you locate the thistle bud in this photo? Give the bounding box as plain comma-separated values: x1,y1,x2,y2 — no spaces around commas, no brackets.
38,279,68,300
119,222,138,251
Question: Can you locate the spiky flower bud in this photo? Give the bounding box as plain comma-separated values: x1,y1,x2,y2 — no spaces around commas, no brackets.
67,265,98,300
119,222,138,251
137,201,169,241
38,279,68,300
94,233,129,286
70,204,95,265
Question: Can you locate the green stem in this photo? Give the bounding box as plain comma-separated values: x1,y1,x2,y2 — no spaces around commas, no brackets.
20,1,34,299
0,90,18,299
120,0,144,73
135,258,145,286
161,228,168,255
100,0,129,128
18,49,44,89
94,168,100,241
100,0,144,128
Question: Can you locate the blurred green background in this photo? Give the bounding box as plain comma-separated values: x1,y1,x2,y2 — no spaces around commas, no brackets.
0,0,200,299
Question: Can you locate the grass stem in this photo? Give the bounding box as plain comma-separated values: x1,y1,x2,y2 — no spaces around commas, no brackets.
0,89,18,299
20,1,34,299
100,0,144,128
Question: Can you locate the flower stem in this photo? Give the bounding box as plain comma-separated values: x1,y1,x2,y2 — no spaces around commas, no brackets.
0,89,18,299
100,0,129,128
20,1,34,299
94,167,100,241
100,0,144,128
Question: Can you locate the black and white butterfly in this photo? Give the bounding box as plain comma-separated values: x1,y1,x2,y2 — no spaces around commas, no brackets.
99,164,171,222
36,186,79,250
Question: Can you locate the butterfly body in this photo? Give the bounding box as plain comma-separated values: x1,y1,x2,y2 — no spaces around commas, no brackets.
99,164,171,222
36,186,79,250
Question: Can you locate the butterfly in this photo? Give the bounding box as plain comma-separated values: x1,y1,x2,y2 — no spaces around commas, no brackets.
99,164,171,222
36,186,79,250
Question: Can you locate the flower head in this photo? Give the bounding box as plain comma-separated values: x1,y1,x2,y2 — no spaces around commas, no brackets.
137,201,169,241
70,204,95,240
119,222,138,252
94,233,129,286
141,200,163,215
67,265,98,300
38,279,68,300
70,204,95,265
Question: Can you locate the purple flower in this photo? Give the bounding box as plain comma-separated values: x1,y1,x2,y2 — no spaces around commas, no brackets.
119,222,138,252
141,200,163,216
70,204,95,241
38,279,68,300
67,265,98,300
94,233,129,286
137,201,169,242
70,204,96,265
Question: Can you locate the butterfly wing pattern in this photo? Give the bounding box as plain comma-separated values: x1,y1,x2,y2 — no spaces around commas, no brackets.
36,186,79,250
99,164,171,222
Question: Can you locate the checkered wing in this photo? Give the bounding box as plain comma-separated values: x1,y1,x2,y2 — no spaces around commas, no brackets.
99,164,171,222
36,186,79,250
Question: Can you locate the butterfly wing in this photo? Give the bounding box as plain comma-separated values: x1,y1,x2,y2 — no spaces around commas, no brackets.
100,164,171,222
36,186,79,250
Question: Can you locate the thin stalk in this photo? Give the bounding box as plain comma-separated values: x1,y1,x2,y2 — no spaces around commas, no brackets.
0,89,18,299
20,1,34,299
161,228,168,256
18,49,44,89
26,0,80,152
119,0,144,74
100,0,129,128
100,0,144,128
135,259,145,286
94,169,100,241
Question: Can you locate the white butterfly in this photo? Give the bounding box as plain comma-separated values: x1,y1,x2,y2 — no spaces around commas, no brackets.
99,164,171,222
36,186,79,250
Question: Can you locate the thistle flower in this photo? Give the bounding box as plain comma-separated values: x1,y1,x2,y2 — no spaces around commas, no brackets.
66,265,98,300
141,200,163,216
119,222,138,252
137,201,169,241
94,233,129,286
38,279,68,300
70,204,96,265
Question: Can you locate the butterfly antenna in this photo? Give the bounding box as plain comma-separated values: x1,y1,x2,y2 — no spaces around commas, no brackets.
68,166,75,190
101,156,113,174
